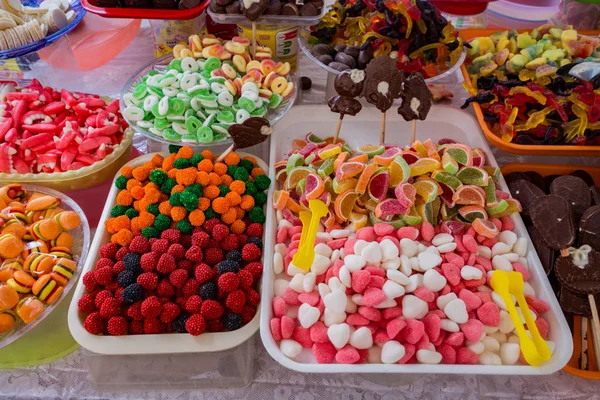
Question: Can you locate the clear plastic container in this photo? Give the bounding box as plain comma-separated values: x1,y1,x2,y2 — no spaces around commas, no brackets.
0,129,134,192
207,5,328,26
0,184,91,350
82,334,256,391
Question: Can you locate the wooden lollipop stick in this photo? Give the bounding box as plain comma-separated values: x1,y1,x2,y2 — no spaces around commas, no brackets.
251,22,257,57
581,316,589,370
216,144,234,163
410,120,417,145
333,116,344,144
380,112,386,144
588,294,600,370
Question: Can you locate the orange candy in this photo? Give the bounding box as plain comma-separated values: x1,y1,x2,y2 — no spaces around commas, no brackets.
176,168,197,186
198,159,213,173
204,185,220,200
212,197,230,214
130,186,145,200
132,166,151,182
171,206,187,222
120,165,134,179
221,208,237,225
240,195,254,211
231,219,245,234
225,191,241,206
208,173,221,186
198,197,210,211
230,180,246,194
196,171,210,186
224,153,240,166
111,229,133,246
151,154,164,167
189,210,205,226
201,150,213,161
176,147,193,159
213,163,228,176
159,201,172,215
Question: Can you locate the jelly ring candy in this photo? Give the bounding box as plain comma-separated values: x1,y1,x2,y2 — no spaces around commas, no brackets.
185,116,202,134
225,41,245,55
180,75,198,91
221,64,237,80
210,82,227,94
204,56,222,73
181,134,197,143
242,90,258,102
132,84,147,100
168,58,182,72
282,82,295,98
159,75,177,87
238,97,257,112
154,118,170,130
225,80,237,96
251,106,267,117
163,128,181,141
268,93,282,108
188,85,209,97
197,126,214,143
236,109,251,124
143,95,159,112
200,70,212,81
123,106,144,122
233,55,247,73
162,87,179,97
217,110,235,123
242,81,259,94
138,121,153,129
168,98,186,116
217,91,234,107
270,77,288,95
181,57,198,72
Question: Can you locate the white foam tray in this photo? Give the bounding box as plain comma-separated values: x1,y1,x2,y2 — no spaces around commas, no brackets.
260,105,573,374
68,152,267,355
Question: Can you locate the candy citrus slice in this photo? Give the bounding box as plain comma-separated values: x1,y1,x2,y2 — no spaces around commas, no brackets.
286,196,302,214
272,190,289,210
297,178,306,194
472,218,499,238
410,141,429,158
402,206,422,225
409,158,441,177
431,170,462,191
285,166,312,190
483,166,501,181
458,206,488,223
318,157,335,178
456,167,489,186
355,162,379,195
486,199,510,216
415,198,435,225
357,144,386,157
369,212,405,229
323,176,333,194
324,137,345,146
292,139,307,151
364,199,379,212
452,185,486,206
389,156,410,187
373,147,402,166
305,153,316,165
347,154,369,163
472,148,486,168
413,179,439,203
318,144,342,160
321,211,336,229
368,171,390,201
423,139,441,161
350,211,368,230
484,180,498,207
437,182,455,207
332,177,357,194
352,203,369,215
305,173,325,200
444,144,473,166
333,152,349,171
441,152,459,175
275,167,288,183
336,161,365,180
334,190,359,221
375,198,407,219
395,182,417,210
286,153,304,175
431,197,441,224
306,133,325,144
356,191,370,207
401,152,420,165
440,204,459,220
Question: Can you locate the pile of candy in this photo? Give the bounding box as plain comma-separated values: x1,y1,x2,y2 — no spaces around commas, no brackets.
209,0,323,18
122,35,293,145
0,80,130,174
0,184,82,334
463,26,600,145
308,0,463,76
97,0,203,9
270,136,557,365
78,146,270,336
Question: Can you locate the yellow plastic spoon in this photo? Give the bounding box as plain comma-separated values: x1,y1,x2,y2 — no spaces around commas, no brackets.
291,199,329,271
490,270,551,366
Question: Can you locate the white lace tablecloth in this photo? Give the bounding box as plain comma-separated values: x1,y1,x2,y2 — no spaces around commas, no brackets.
3,20,600,400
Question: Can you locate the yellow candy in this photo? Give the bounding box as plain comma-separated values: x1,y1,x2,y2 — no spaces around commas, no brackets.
271,77,288,95
232,55,246,73
281,81,294,98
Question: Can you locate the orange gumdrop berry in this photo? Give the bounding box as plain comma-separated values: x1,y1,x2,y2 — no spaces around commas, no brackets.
212,197,231,214
234,206,245,219
198,197,210,211
220,174,233,186
176,146,194,160
167,169,178,179
126,179,142,191
151,154,164,167
225,191,241,206
121,165,134,179
243,156,257,166
130,185,145,200
251,167,265,178
138,211,155,229
208,172,221,186
231,219,246,235
201,149,213,161
171,185,185,194
213,162,228,176
240,195,254,211
224,152,240,166
162,154,176,171
204,185,220,200
111,229,133,246
132,166,151,182
176,167,197,186
198,159,214,173
130,217,141,232
221,208,237,225
117,190,133,206
144,188,161,204
189,209,205,227
196,171,210,186
159,201,172,215
171,206,187,222
229,180,246,194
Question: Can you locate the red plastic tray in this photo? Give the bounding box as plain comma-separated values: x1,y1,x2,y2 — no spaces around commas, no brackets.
429,0,498,15
82,0,209,19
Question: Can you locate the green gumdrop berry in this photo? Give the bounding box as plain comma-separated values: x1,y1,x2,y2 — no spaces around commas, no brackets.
254,191,267,207
245,181,257,196
227,165,238,177
146,203,160,216
169,192,183,206
125,208,139,219
161,178,176,194
177,219,193,234
110,205,128,217
180,192,199,212
248,207,265,224
205,207,217,219
185,183,203,198
239,159,253,172
254,174,271,191
154,214,171,231
168,145,182,154
173,158,190,169
150,170,167,186
115,175,128,190
142,226,160,239
190,153,204,166
233,167,249,181
219,185,230,196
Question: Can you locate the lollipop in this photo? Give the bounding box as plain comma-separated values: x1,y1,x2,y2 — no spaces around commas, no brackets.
216,117,272,162
397,73,432,144
328,69,365,143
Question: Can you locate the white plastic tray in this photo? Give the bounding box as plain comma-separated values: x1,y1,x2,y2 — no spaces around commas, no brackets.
68,152,268,355
260,105,573,374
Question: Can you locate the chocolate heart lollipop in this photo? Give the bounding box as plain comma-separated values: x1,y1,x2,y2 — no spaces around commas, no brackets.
397,73,432,122
529,225,555,276
591,186,600,205
363,56,403,113
550,175,592,223
555,246,600,295
216,117,271,163
508,179,545,217
530,195,576,256
579,205,600,250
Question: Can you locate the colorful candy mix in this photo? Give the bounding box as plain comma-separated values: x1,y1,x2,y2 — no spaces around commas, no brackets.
0,80,129,174
79,146,271,336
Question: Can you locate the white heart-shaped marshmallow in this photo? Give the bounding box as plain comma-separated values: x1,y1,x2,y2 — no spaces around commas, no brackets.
324,289,347,314
423,269,446,292
298,303,321,328
444,298,468,324
328,323,350,349
349,326,373,349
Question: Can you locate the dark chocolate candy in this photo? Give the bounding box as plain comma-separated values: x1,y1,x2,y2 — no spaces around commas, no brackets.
210,0,226,12
530,195,576,251
228,117,271,149
579,205,600,250
503,172,531,186
281,3,299,15
334,69,364,98
358,46,374,69
555,248,600,295
592,186,600,206
300,3,318,15
570,169,595,187
264,0,281,13
179,0,201,8
544,174,560,190
529,225,555,276
152,0,176,7
327,62,350,72
328,95,362,116
559,287,594,318
317,54,333,65
333,44,346,53
216,0,233,6
243,0,268,20
344,46,360,58
225,0,241,12
550,175,592,223
363,56,403,112
397,73,432,121
311,44,331,57
97,0,120,6
524,171,547,192
508,179,545,217
334,52,356,68
300,76,312,90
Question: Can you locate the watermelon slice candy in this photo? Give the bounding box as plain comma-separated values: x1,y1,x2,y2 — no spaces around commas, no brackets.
368,171,390,201
440,220,465,235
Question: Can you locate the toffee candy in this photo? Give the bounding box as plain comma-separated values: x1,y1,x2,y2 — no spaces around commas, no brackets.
397,73,432,121
364,56,403,112
508,179,545,217
550,175,591,223
328,95,362,117
555,248,600,295
530,195,575,252
334,69,364,98
579,205,600,250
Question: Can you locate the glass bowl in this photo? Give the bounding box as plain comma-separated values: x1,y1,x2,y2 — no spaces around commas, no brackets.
121,54,296,149
0,184,90,350
0,0,86,60
299,28,467,82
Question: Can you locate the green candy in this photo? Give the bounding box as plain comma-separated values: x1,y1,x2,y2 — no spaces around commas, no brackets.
189,87,210,97
151,103,162,118
185,116,203,134
168,59,183,72
268,93,282,108
132,84,147,100
213,132,228,141
168,98,186,116
198,93,218,102
111,205,128,217
209,76,226,84
163,128,181,141
200,71,212,80
211,123,230,136
251,106,267,117
115,175,128,190
204,57,222,72
238,97,256,112
147,70,158,76
154,118,170,130
197,126,214,143
147,86,163,97
217,110,235,123
181,134,198,143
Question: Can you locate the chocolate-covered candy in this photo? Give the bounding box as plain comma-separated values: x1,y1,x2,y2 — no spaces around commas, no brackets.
311,44,331,57
334,52,356,69
529,225,555,276
524,171,547,192
544,174,560,190
125,0,150,7
328,62,350,72
571,169,595,187
334,69,364,97
242,0,268,20
592,186,600,205
358,46,374,69
300,3,318,15
560,287,595,318
344,46,360,58
153,0,177,8
300,76,312,90
579,205,600,250
508,179,545,217
328,95,362,117
264,0,281,14
530,195,576,251
550,175,592,223
504,172,531,186
179,0,201,8
225,0,241,12
364,56,403,112
228,117,271,149
555,247,600,295
305,0,323,9
397,73,432,121
317,54,333,65
281,3,299,14
334,44,346,54
216,0,233,6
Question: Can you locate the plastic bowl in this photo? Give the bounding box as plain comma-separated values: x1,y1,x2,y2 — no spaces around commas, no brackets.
81,0,209,20
299,28,467,83
0,184,90,350
120,54,296,149
207,4,329,26
0,0,86,60
0,129,134,192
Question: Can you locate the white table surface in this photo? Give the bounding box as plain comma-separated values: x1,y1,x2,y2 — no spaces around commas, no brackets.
3,19,600,400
